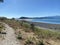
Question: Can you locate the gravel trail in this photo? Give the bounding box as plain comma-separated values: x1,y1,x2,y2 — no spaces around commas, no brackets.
0,23,21,45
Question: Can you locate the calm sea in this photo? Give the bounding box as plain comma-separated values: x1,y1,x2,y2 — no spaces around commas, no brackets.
21,18,60,24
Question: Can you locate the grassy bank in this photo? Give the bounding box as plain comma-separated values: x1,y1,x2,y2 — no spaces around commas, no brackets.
18,21,60,40
0,18,21,30
0,18,60,45
34,27,60,40
15,21,60,45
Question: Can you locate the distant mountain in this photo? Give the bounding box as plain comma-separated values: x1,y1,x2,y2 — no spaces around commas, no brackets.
51,16,60,19
41,16,60,19
19,16,60,19
19,17,29,19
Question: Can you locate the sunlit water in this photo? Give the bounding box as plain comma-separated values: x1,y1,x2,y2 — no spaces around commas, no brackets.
20,18,60,24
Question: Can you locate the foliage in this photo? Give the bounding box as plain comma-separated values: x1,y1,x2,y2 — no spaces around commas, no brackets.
17,31,23,40
0,0,3,2
25,38,34,45
30,23,35,31
0,23,4,32
34,27,60,40
23,22,30,28
37,41,44,45
0,17,60,40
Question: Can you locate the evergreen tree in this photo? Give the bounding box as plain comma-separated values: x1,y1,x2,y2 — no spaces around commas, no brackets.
30,23,35,31
0,0,3,2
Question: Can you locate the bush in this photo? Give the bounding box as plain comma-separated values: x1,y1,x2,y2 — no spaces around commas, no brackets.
0,23,4,32
17,36,22,40
38,41,44,45
36,40,44,45
23,23,30,28
34,27,60,40
17,32,23,40
25,39,34,45
30,23,35,31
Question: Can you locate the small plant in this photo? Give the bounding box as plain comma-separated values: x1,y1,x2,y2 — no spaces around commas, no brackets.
37,40,44,45
23,23,30,28
30,23,35,31
17,31,23,40
17,34,23,40
20,21,23,27
25,39,34,45
17,36,22,40
0,23,4,33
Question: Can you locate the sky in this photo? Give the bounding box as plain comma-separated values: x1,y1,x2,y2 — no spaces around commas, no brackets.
0,0,60,18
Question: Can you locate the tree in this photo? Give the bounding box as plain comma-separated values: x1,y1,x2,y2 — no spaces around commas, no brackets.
11,18,15,20
0,17,7,21
0,0,3,2
30,23,35,31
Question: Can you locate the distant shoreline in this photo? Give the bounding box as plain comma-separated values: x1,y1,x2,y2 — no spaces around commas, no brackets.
27,21,60,30
20,19,60,30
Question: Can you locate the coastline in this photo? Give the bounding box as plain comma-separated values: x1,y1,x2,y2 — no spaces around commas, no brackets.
26,21,60,30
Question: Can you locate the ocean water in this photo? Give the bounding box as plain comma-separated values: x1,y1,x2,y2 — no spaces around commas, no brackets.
19,18,60,24
30,19,60,24
21,18,60,24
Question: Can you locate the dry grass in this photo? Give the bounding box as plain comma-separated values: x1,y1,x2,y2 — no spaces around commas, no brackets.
0,18,60,45
0,22,5,40
34,27,60,40
0,19,21,30
16,28,60,45
15,22,60,45
0,23,4,32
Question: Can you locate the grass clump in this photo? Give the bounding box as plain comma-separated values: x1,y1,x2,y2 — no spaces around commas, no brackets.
37,41,44,45
30,23,35,31
24,37,45,45
17,31,23,40
0,23,4,33
21,22,32,32
25,40,33,45
23,22,30,28
2,19,21,30
17,35,22,40
25,38,34,45
34,27,60,40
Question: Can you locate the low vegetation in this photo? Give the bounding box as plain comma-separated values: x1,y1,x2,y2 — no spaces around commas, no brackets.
16,21,60,45
0,22,5,40
17,31,23,40
34,27,60,40
0,23,4,33
0,18,21,30
0,17,60,45
25,38,34,45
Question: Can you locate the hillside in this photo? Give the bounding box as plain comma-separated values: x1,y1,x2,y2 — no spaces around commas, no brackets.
19,16,60,19
0,17,60,45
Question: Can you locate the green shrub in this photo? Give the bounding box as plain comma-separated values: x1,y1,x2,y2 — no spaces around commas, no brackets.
30,23,35,31
38,41,44,45
23,23,30,28
17,36,22,40
0,23,4,32
25,39,34,45
17,32,23,40
34,27,60,40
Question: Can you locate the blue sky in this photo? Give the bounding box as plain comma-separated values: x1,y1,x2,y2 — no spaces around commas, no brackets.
0,0,60,18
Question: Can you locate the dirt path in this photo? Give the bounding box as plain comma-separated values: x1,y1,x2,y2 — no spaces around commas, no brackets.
0,23,21,45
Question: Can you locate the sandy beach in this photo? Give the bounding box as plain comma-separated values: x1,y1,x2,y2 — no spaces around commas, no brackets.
26,21,60,30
